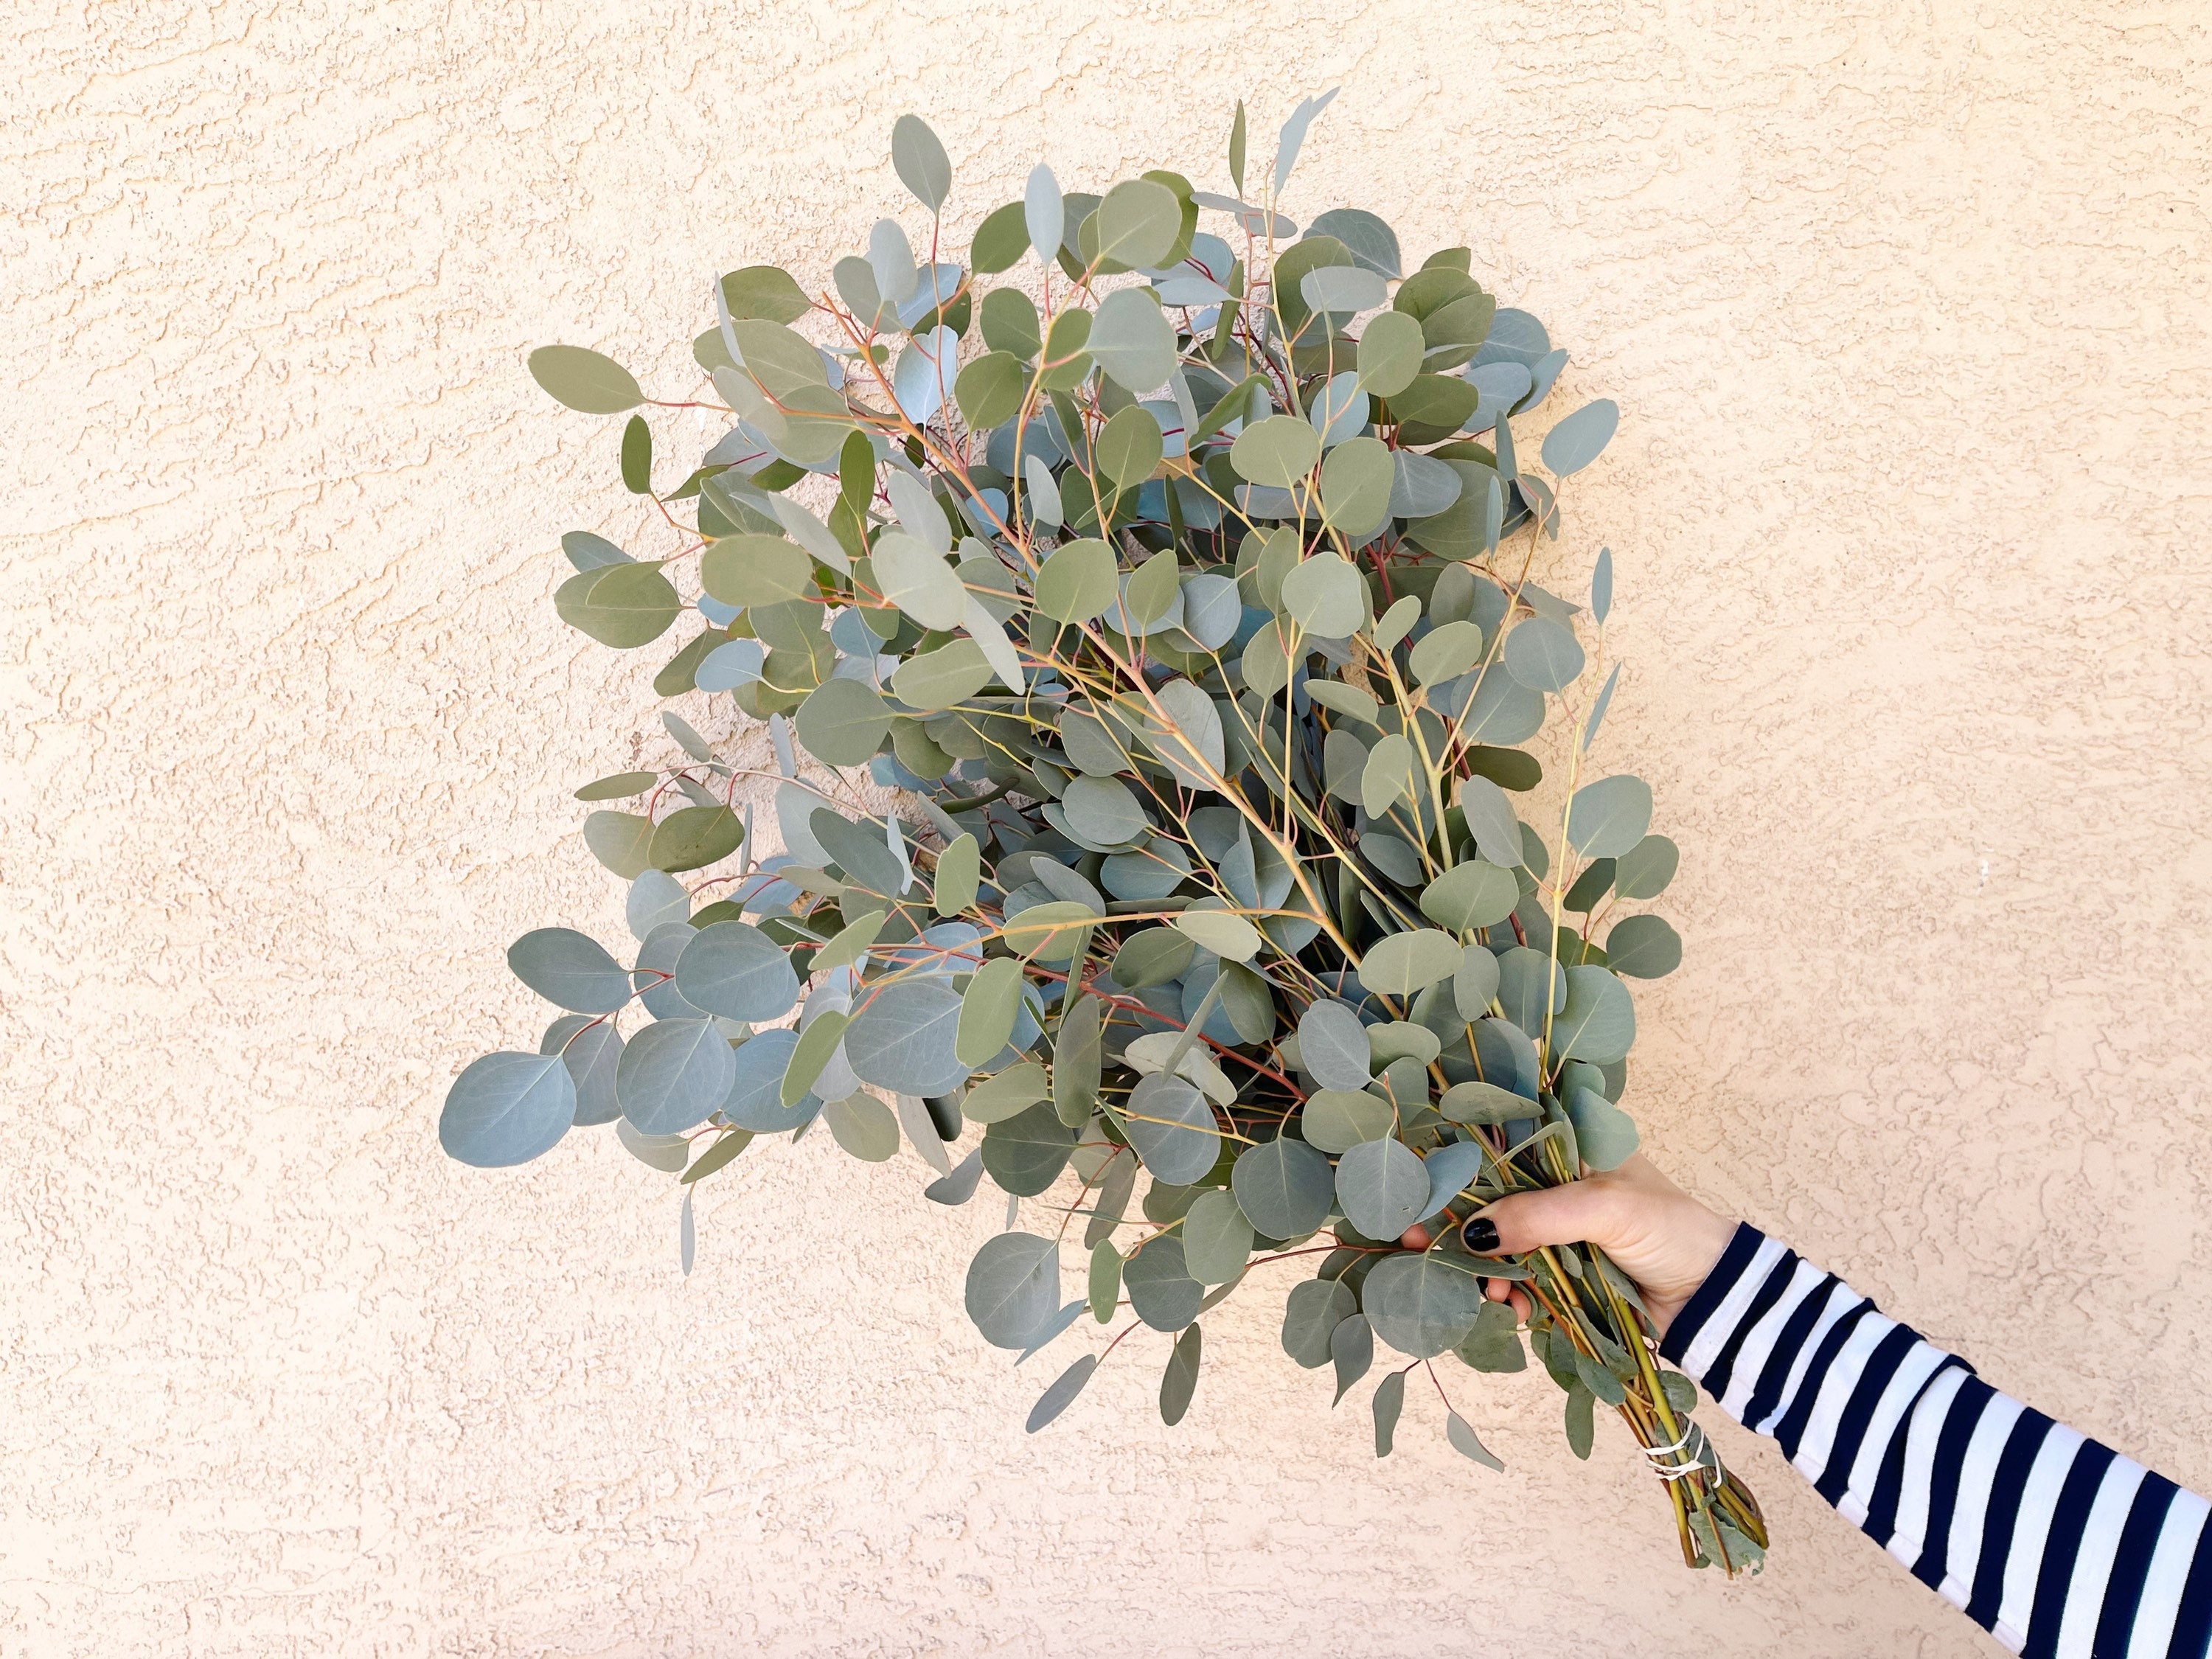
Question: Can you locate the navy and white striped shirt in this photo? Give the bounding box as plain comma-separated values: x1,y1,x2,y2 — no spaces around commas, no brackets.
1658,1225,2212,1657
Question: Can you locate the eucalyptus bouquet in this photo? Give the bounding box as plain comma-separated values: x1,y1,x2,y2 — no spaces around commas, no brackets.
440,94,1767,1572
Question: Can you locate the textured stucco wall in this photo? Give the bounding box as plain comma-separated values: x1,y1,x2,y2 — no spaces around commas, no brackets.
7,1,2211,1654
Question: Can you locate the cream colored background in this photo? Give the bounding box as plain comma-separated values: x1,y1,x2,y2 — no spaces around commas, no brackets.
7,1,2210,1654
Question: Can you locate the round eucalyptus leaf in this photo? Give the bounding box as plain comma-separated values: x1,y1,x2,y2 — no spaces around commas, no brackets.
1123,1234,1204,1331
1062,774,1147,846
1182,1189,1254,1284
1024,163,1065,267
1124,1073,1219,1184
1459,669,1545,745
1438,1079,1526,1125
1281,1276,1356,1368
796,677,891,766
1298,1000,1371,1091
1554,966,1636,1065
721,1028,818,1132
700,535,813,607
1362,1251,1485,1358
1455,945,1501,1019
1301,1089,1394,1155
626,869,692,941
1360,928,1462,995
1456,775,1523,867
542,1016,623,1126
1034,538,1118,624
1420,1140,1485,1218
872,530,967,630
1159,1324,1203,1425
507,927,631,1015
893,639,995,712
1319,437,1393,538
1096,403,1165,487
528,344,643,414
1408,620,1485,686
825,1093,901,1162
675,921,800,1022
1496,947,1567,1034
1566,1085,1640,1170
617,1116,690,1172
1231,1137,1335,1238
634,920,705,1019
1279,552,1364,637
1090,290,1177,393
555,563,681,648
965,1232,1060,1349
1230,415,1322,490
1301,265,1387,314
617,1017,737,1135
1501,616,1585,693
1356,310,1424,397
962,1061,1048,1124
956,956,1024,1065
1180,573,1242,650
1566,774,1654,858
955,352,1026,431
1419,862,1519,932
695,639,765,693
845,978,967,1096
440,1052,577,1167
1172,908,1261,963
1612,833,1680,900
1110,926,1196,989
1335,1136,1429,1240
981,1101,1077,1195
1605,913,1682,978
891,114,952,212
1540,397,1620,479
649,805,743,874
1093,178,1183,271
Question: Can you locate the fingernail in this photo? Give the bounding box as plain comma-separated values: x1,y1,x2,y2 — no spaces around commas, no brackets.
1461,1215,1500,1253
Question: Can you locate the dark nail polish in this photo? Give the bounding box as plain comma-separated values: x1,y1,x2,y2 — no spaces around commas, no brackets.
1461,1215,1500,1253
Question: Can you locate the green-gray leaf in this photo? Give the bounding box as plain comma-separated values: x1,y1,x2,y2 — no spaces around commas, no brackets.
1567,1085,1640,1170
1090,290,1177,393
1159,1323,1203,1425
1028,1353,1096,1432
673,920,800,1022
1281,1277,1357,1368
1372,1368,1405,1456
440,1052,576,1167
1540,398,1619,479
1554,966,1635,1065
796,678,890,766
1124,1073,1218,1185
1501,616,1584,693
1332,1311,1374,1403
529,344,644,414
1230,415,1322,490
982,1102,1078,1195
617,1017,737,1135
1612,833,1679,900
846,978,967,1096
1124,1234,1204,1331
1566,774,1653,858
1456,1300,1527,1372
1335,1136,1429,1239
1605,914,1681,978
1182,1189,1253,1284
1363,1251,1485,1358
1360,928,1461,996
891,114,952,212
1447,1411,1506,1471
1419,862,1518,932
507,927,630,1015
1231,1137,1335,1238
1093,178,1183,271
556,562,681,648
965,1231,1060,1349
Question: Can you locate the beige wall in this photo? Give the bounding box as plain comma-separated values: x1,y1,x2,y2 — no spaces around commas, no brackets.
7,1,2210,1652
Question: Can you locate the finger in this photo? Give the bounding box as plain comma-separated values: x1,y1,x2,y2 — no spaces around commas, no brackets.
1508,1287,1532,1322
1483,1277,1512,1303
1463,1179,1627,1257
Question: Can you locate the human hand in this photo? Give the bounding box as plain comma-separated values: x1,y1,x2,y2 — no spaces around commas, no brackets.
1450,1153,1738,1336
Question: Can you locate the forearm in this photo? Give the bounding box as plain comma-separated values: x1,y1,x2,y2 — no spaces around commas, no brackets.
1660,1225,2212,1658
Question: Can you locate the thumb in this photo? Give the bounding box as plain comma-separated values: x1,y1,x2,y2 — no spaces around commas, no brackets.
1464,1179,1624,1256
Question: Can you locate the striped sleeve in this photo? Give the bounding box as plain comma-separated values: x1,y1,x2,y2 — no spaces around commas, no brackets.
1659,1224,2212,1658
